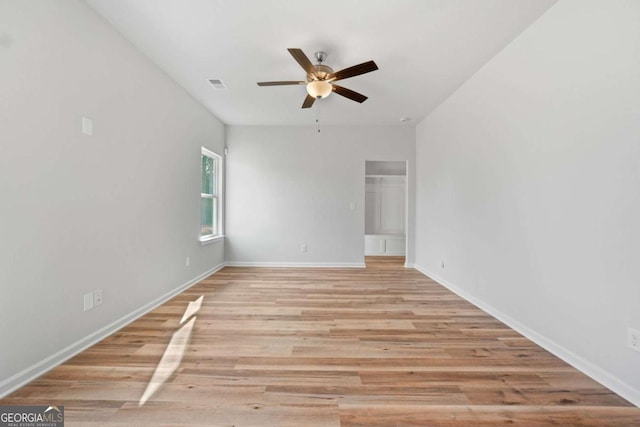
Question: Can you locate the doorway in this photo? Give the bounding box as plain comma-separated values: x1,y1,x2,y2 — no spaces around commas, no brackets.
364,161,407,262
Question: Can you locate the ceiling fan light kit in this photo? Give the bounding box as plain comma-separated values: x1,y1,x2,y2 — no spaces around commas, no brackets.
307,80,332,98
257,48,378,109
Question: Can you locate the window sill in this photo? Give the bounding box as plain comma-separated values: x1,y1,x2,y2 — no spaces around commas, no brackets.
199,235,225,246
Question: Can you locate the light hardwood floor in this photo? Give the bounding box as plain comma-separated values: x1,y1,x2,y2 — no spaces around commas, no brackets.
2,257,639,426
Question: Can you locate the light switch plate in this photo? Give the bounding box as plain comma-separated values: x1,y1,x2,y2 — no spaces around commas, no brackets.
83,292,94,311
82,117,93,136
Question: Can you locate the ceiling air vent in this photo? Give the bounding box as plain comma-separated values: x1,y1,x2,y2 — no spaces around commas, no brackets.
208,79,227,90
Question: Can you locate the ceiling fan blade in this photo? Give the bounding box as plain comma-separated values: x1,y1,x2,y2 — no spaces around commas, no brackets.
288,48,317,77
328,61,378,82
257,81,305,86
332,84,368,103
301,94,316,109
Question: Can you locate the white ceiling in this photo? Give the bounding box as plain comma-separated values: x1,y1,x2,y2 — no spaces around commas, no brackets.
85,0,557,127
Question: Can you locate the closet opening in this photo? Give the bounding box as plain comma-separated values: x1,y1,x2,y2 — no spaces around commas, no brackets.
364,160,407,264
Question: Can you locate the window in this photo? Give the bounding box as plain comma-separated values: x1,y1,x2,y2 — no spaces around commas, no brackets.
200,147,222,242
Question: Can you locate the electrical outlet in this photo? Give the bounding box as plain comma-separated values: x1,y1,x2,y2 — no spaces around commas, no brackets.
83,292,94,311
94,289,103,306
440,259,445,269
185,256,190,267
301,244,307,253
628,327,640,352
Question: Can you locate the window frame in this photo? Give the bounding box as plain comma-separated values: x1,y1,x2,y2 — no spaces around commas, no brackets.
200,147,224,244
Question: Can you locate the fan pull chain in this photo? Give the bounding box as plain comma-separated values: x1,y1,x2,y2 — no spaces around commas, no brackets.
315,101,321,133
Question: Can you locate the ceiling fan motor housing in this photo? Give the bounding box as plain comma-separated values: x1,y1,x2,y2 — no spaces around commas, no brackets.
308,64,334,82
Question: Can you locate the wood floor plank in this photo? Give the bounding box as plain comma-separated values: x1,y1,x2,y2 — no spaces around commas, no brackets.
2,256,638,426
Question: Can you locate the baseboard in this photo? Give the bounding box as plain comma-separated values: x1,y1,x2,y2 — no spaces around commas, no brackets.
404,262,415,268
413,264,640,408
225,261,366,268
365,253,406,257
0,262,225,398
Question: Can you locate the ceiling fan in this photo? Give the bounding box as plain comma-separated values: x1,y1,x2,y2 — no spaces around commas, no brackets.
257,48,378,109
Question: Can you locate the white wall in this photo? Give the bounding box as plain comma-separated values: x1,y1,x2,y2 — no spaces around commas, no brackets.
0,0,225,395
415,0,640,405
226,126,415,266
